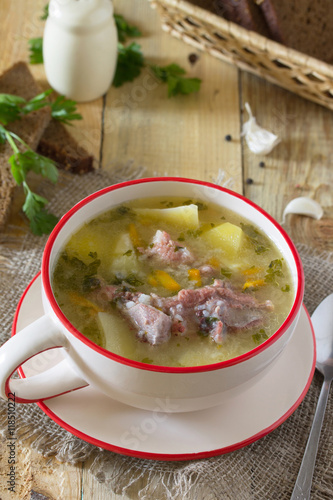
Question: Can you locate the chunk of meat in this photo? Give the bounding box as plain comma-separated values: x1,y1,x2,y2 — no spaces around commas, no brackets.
138,230,195,265
198,264,218,278
123,303,172,345
152,279,273,344
94,279,274,346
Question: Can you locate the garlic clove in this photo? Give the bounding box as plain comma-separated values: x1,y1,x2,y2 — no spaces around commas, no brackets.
282,197,324,224
242,102,280,155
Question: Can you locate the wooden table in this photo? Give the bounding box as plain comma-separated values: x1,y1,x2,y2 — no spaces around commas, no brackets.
0,0,332,498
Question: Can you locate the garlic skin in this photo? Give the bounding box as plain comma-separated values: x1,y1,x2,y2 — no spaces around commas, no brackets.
242,103,280,155
282,197,324,224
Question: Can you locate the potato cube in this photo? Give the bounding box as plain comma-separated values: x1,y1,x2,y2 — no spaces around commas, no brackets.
134,205,199,229
65,225,112,268
110,232,140,275
97,312,136,358
203,222,244,259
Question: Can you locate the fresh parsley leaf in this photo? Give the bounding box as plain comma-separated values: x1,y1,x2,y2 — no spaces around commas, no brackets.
54,252,101,291
116,205,133,216
8,150,58,184
114,14,141,42
264,259,284,286
22,183,58,236
240,223,271,255
7,148,59,234
0,94,26,125
220,267,232,279
124,274,144,287
29,37,44,64
8,153,26,184
22,184,49,220
41,3,49,20
22,90,53,114
113,42,145,87
187,228,202,238
252,329,268,345
30,151,59,183
0,124,6,144
150,63,201,97
0,90,82,126
196,201,208,210
141,357,154,364
51,95,82,124
29,209,58,236
152,63,186,81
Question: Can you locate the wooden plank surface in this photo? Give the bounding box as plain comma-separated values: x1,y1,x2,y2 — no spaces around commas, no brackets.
0,0,333,499
241,71,333,251
103,0,242,190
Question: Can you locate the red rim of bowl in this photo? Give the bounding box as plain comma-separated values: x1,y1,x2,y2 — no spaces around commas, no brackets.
42,177,304,374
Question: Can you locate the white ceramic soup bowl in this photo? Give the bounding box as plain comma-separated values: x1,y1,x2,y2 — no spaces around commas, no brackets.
0,178,304,412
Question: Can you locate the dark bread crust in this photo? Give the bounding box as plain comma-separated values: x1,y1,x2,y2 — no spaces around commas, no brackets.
0,62,51,229
259,0,333,63
37,120,94,175
0,61,95,230
212,0,271,36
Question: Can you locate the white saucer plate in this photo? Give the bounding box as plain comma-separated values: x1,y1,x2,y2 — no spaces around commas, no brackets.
13,273,315,461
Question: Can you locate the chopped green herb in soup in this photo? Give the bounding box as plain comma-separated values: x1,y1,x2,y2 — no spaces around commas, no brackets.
52,197,293,367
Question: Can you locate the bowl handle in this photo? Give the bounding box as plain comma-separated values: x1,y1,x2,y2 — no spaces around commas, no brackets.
0,314,88,403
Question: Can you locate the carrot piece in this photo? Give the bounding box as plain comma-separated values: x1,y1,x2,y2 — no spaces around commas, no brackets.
243,279,265,291
154,270,181,291
207,256,220,268
242,266,261,276
147,274,159,287
69,292,103,314
128,223,144,248
188,268,202,287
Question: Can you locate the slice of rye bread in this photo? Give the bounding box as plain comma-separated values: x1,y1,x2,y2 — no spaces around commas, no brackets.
0,62,51,230
37,120,94,174
0,61,95,229
258,0,333,63
212,0,271,37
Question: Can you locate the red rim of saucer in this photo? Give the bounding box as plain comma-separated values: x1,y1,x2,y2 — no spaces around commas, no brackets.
41,177,305,374
13,273,315,461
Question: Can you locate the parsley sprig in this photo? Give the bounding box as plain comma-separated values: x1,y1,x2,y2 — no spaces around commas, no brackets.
1,125,59,235
40,3,49,21
0,91,82,235
0,91,82,126
28,37,44,64
113,46,201,96
150,63,201,97
50,95,83,124
114,14,142,42
264,259,284,286
113,42,145,88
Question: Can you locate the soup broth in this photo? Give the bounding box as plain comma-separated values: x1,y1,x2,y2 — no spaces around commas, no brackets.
52,196,293,367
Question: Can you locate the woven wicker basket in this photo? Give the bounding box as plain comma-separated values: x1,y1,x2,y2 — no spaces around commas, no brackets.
149,0,333,111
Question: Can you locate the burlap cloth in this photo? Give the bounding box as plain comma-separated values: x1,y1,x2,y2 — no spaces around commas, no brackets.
0,168,332,500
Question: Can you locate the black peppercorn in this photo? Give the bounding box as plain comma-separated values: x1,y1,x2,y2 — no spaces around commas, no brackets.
225,134,232,142
246,178,254,185
259,161,265,168
188,53,198,64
